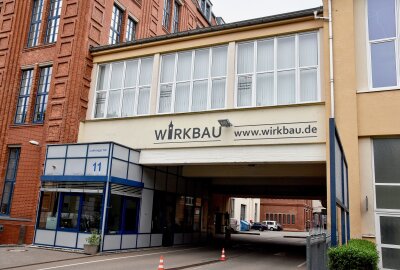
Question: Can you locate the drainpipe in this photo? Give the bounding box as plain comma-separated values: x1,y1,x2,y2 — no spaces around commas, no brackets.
315,0,334,118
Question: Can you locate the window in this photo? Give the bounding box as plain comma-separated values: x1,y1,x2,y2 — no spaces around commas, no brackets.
240,204,246,220
59,194,80,230
231,198,235,217
106,195,140,234
126,17,136,42
0,148,20,215
367,0,398,89
15,70,34,124
27,0,44,47
172,1,180,33
175,195,185,233
287,214,290,224
158,46,227,113
45,0,62,43
33,66,52,123
109,4,123,45
79,194,102,233
94,57,153,118
292,214,295,224
198,0,212,21
236,32,319,108
162,0,171,29
38,192,59,229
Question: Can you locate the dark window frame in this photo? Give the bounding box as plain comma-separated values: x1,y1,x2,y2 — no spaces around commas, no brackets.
33,66,52,123
14,69,34,124
0,148,21,216
44,0,62,44
162,0,172,30
106,195,140,234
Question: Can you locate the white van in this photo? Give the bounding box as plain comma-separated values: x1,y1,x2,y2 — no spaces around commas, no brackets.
262,220,283,231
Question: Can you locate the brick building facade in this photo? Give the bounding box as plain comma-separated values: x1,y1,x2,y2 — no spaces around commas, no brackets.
0,0,218,244
260,199,313,231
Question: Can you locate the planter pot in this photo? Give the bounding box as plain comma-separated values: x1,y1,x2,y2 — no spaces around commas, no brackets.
83,244,99,255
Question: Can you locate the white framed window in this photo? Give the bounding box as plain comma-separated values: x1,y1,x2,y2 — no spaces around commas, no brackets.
93,57,153,119
157,45,228,114
367,0,399,90
235,31,320,108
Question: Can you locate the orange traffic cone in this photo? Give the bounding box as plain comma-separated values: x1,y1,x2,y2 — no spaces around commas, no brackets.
157,256,165,270
220,248,226,261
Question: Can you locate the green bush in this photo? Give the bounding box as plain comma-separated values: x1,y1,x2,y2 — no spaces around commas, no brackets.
328,239,379,270
85,232,101,246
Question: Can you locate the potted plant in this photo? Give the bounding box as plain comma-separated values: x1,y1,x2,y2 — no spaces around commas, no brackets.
84,232,101,255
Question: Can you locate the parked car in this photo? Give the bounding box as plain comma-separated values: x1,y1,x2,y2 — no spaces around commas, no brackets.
251,222,268,231
262,220,283,231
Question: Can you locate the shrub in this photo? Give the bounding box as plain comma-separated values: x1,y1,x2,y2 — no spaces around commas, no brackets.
328,239,379,270
86,232,101,246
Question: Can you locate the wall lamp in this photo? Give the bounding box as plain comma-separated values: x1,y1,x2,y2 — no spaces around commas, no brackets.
218,119,232,128
29,140,40,146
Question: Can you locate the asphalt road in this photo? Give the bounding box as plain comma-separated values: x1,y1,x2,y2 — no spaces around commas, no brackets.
1,231,307,270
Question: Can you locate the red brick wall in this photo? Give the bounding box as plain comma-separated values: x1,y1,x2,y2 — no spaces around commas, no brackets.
0,0,215,244
260,199,313,231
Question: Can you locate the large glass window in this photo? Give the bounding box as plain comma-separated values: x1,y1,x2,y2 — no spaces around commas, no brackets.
38,192,59,229
236,32,319,107
79,194,102,233
0,148,20,215
15,70,34,124
59,194,80,230
158,46,227,113
109,4,123,45
33,66,52,123
367,0,398,89
27,0,44,47
106,195,139,234
44,0,62,43
175,196,185,233
94,57,153,118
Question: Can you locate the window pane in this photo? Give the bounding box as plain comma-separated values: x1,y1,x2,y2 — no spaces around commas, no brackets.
107,90,121,118
59,195,80,230
94,92,106,118
175,196,185,233
139,58,153,85
277,70,295,104
237,75,252,107
184,197,194,232
121,89,135,117
300,68,318,102
368,0,396,40
257,39,274,72
175,82,190,112
159,84,173,113
125,60,138,88
374,138,400,183
376,186,400,210
38,192,59,230
237,43,254,74
211,78,225,109
177,52,192,81
211,46,227,77
192,80,208,111
277,36,295,69
137,86,150,115
79,194,102,233
335,139,343,202
107,195,123,233
380,216,400,245
97,65,110,90
0,182,13,214
124,197,139,232
299,33,318,67
194,49,209,80
382,248,400,270
161,54,175,83
371,41,397,88
256,72,274,106
110,62,124,89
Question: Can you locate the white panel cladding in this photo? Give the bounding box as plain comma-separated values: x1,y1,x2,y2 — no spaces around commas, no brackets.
77,233,90,249
129,150,140,163
111,158,128,178
121,234,137,249
34,229,56,246
139,189,154,233
140,144,326,165
113,144,129,161
44,159,65,175
103,235,122,251
65,159,86,175
67,145,88,158
155,171,167,191
150,234,163,247
88,144,110,157
142,167,155,188
47,145,67,158
85,158,108,176
167,174,177,193
137,234,151,248
128,163,142,181
55,231,78,248
174,233,183,245
183,233,192,244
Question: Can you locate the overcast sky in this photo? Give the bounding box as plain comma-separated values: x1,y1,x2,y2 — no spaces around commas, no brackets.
212,0,323,23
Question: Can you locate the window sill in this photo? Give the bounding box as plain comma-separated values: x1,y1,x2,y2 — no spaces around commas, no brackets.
357,87,400,94
10,123,44,128
0,215,31,222
23,43,56,52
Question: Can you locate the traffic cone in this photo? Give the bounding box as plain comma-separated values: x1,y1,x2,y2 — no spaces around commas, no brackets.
220,248,226,261
157,256,165,270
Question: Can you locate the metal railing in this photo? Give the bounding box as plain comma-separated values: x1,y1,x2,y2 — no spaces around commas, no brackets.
306,233,331,270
